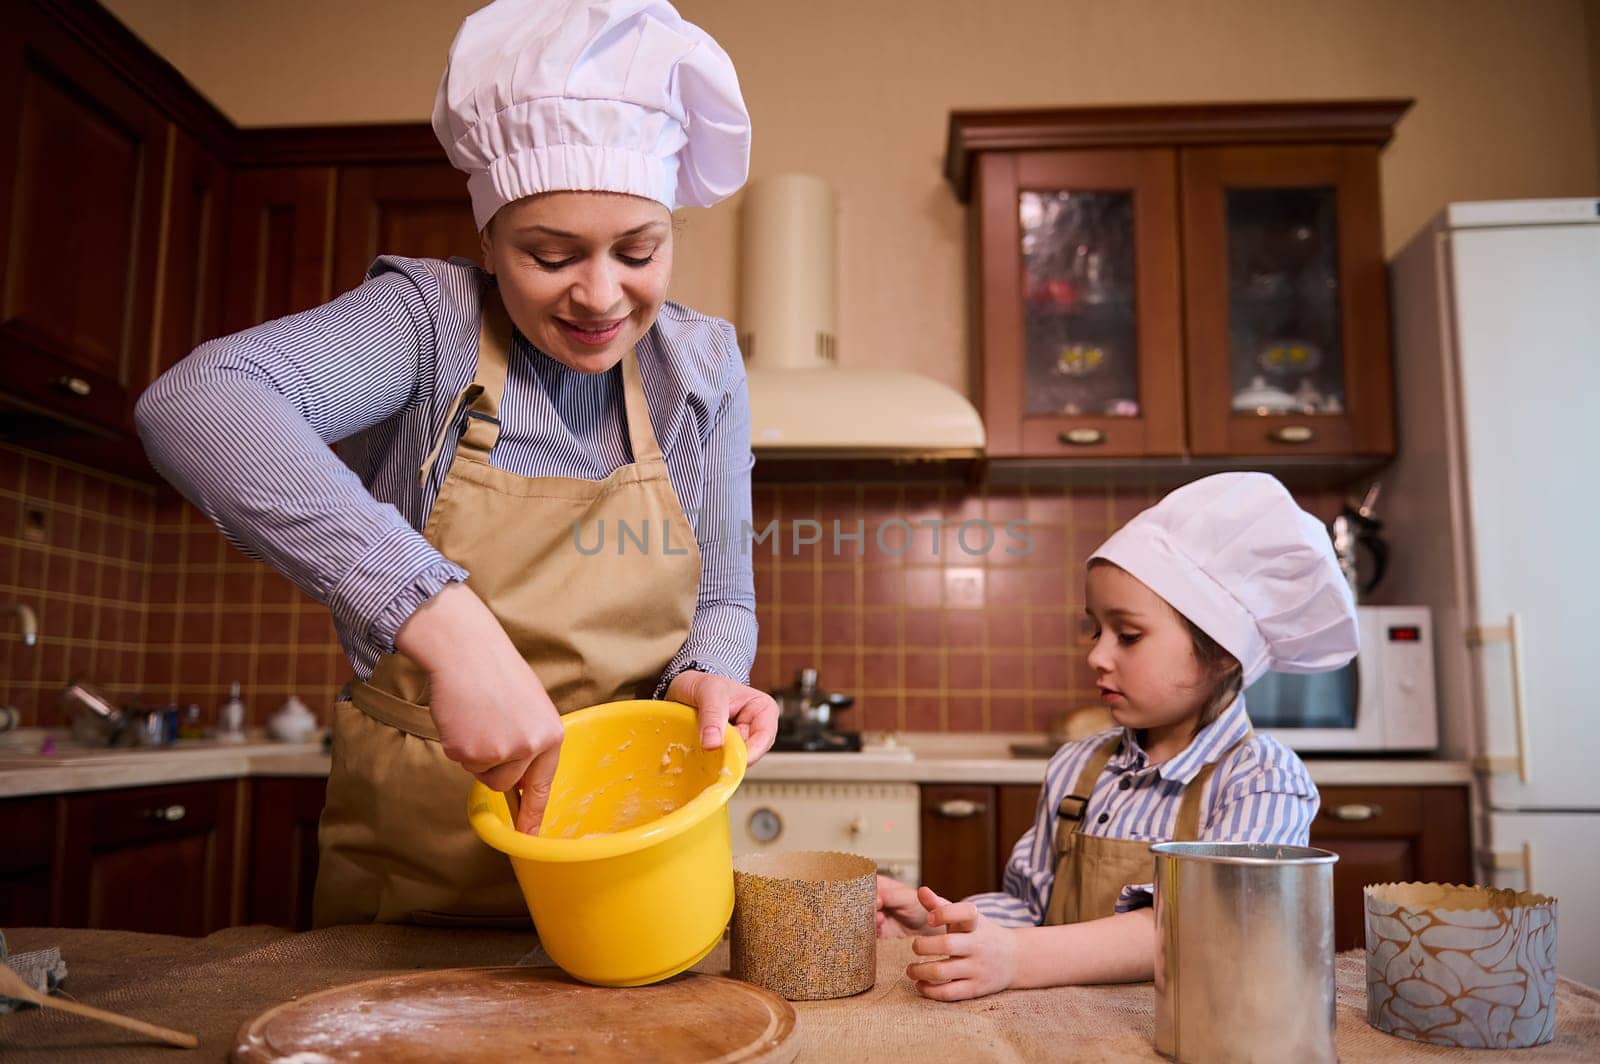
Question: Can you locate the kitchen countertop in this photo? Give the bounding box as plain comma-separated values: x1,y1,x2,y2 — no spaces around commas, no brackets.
0,728,1474,799
2,924,1595,1062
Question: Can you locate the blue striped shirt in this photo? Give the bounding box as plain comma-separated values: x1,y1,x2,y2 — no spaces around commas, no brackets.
969,695,1320,924
135,256,756,688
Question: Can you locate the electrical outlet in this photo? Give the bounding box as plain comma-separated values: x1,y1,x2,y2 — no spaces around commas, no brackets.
22,509,47,544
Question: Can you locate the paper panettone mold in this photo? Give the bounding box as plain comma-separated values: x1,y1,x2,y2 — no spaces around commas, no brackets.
729,851,876,1001
1364,881,1558,1049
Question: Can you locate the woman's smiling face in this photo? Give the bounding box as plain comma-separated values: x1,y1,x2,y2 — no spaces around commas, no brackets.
480,191,673,374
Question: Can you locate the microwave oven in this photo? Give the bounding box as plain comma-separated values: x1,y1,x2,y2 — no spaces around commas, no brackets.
1245,605,1438,753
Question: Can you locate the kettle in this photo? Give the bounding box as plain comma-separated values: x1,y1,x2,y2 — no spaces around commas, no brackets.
770,668,854,739
1330,482,1388,599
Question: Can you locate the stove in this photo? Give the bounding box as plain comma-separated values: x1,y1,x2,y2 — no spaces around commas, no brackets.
768,729,863,753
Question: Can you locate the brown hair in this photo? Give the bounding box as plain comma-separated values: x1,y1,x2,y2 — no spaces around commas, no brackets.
1181,615,1243,731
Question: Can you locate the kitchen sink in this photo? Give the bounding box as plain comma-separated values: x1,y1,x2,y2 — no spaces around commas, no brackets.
0,733,263,768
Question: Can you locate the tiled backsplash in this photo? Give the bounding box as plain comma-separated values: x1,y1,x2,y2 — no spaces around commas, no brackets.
1,443,1340,733
1,444,345,728
747,473,1339,734
2,444,154,727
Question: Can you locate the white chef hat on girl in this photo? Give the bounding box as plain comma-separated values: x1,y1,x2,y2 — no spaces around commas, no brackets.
431,0,751,230
1090,472,1358,686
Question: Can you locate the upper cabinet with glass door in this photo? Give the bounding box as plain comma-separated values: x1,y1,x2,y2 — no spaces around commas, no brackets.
968,148,1184,458
947,101,1411,463
1181,145,1393,456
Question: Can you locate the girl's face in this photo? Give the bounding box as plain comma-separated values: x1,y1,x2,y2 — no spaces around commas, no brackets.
480,191,674,375
1083,562,1212,745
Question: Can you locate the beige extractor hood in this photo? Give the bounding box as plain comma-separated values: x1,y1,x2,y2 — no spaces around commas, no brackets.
737,174,984,458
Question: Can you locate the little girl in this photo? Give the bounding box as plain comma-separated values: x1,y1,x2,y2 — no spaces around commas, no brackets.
876,472,1357,1001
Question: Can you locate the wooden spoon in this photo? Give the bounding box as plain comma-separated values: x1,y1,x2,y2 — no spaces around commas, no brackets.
0,960,197,1049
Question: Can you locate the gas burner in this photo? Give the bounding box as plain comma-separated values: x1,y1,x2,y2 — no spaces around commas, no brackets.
769,730,863,753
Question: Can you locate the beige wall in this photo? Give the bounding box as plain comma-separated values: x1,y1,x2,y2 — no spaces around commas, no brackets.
104,0,1599,393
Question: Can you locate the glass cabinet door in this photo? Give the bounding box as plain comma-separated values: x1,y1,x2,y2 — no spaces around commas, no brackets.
1181,146,1394,457
1018,189,1140,419
974,149,1184,457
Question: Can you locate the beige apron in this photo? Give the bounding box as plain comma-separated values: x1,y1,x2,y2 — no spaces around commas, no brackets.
1044,730,1252,925
313,287,702,927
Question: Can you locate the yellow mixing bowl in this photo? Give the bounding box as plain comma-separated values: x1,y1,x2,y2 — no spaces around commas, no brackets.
468,699,747,987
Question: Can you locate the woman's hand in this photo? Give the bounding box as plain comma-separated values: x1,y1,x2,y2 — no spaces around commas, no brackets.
395,582,564,836
665,669,778,762
875,875,931,938
905,887,1018,1001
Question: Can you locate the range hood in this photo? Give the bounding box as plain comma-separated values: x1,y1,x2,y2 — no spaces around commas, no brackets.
737,174,984,458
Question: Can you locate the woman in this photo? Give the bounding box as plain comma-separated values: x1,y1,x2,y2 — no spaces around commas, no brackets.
135,0,776,927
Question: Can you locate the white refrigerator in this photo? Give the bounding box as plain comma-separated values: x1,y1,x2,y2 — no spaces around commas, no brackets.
1382,198,1600,987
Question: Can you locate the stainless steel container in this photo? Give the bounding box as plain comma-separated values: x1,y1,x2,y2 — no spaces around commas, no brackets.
1152,842,1339,1064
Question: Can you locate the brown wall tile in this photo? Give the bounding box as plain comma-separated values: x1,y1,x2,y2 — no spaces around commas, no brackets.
1,442,1351,736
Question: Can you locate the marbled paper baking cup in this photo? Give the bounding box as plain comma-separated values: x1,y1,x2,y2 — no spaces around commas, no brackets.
1365,882,1557,1048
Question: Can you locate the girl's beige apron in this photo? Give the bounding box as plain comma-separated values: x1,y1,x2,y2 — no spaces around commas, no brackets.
313,288,701,927
1044,732,1251,925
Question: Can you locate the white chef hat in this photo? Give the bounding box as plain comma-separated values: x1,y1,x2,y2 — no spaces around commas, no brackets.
431,0,751,230
1090,472,1358,686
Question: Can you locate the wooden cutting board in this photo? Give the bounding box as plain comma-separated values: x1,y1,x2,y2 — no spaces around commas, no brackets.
232,966,798,1063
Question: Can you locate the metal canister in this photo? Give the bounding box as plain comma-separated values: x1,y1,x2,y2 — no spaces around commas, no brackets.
1152,842,1339,1064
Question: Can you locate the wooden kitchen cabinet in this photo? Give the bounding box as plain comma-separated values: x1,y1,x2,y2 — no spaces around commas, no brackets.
0,795,60,927
333,163,480,295
967,149,1184,458
220,168,338,335
2,0,484,470
54,779,242,936
1311,784,1472,952
0,775,335,936
919,783,1041,900
150,125,229,383
995,783,1042,887
920,784,997,901
1181,145,1393,457
0,2,167,443
946,101,1410,464
247,777,327,931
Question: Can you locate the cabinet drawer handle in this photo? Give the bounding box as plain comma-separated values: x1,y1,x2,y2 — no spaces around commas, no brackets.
935,799,988,819
52,376,92,397
1057,428,1106,447
144,804,187,822
1325,802,1382,822
1268,425,1316,445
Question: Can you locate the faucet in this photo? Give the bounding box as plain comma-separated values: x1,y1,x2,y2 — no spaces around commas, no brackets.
3,602,38,647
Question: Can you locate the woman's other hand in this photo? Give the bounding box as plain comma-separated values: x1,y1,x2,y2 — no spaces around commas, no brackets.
906,887,1018,1001
665,669,778,762
875,875,931,938
395,582,564,836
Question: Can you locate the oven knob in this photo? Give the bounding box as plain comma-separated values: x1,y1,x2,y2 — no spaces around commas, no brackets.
747,807,783,844
848,815,867,838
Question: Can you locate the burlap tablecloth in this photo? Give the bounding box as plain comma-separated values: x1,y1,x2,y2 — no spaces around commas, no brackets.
1,926,1596,1062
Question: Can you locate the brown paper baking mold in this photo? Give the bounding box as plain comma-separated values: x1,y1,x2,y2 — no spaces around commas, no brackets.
729,851,877,1001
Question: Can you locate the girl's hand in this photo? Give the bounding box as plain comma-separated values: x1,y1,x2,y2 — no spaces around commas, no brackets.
665,669,779,763
396,583,564,836
875,875,931,938
906,887,1018,1001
